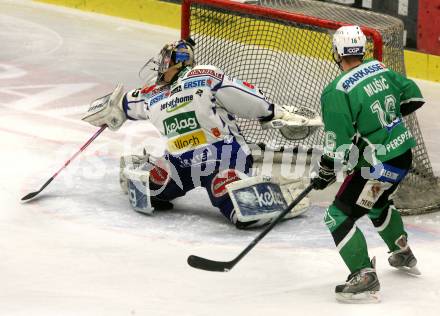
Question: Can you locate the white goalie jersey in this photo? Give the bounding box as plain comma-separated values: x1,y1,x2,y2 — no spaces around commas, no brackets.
122,65,275,155
82,64,317,224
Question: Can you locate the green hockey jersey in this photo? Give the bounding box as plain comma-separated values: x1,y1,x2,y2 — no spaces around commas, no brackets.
320,59,424,169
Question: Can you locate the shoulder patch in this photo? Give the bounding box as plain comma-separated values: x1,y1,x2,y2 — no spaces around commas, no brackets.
141,84,157,95
186,68,224,80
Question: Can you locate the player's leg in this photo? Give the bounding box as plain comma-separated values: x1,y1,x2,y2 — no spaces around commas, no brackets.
148,155,196,209
325,205,372,273
325,204,380,302
369,203,418,271
328,172,380,302
367,150,418,273
369,203,405,251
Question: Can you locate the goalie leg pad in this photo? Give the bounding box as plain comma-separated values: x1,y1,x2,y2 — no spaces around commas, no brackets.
124,168,154,215
120,155,174,214
120,154,151,194
226,176,309,226
279,178,310,219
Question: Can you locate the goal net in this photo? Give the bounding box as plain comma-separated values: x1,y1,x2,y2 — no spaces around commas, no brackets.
181,0,440,215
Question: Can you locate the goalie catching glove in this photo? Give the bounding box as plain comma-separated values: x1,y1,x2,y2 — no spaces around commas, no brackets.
262,104,323,140
82,84,127,131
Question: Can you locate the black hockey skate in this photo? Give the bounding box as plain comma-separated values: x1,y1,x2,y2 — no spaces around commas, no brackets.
335,257,380,303
151,197,174,211
388,235,420,275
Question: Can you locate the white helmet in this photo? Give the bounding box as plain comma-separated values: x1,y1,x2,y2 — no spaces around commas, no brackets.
332,25,366,57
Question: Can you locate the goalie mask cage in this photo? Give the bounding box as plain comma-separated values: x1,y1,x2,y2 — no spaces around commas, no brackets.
181,0,440,215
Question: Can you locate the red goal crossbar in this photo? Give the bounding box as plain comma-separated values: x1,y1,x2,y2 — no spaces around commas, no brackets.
181,0,383,61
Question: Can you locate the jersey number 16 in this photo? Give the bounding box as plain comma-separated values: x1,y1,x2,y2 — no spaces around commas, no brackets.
370,94,397,128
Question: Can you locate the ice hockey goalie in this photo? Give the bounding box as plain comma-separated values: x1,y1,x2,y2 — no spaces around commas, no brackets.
82,39,321,229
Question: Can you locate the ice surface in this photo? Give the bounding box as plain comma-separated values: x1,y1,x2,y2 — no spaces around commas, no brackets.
1,1,439,315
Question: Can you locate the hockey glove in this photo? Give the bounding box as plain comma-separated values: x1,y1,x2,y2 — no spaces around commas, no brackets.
82,84,127,131
311,156,336,190
262,104,323,140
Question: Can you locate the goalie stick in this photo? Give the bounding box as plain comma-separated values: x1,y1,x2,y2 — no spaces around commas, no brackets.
187,183,314,272
21,125,107,202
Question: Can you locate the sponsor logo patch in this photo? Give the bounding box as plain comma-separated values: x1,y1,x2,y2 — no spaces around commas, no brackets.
211,169,241,198
87,94,110,114
170,85,182,96
163,111,200,136
385,129,413,153
140,84,157,95
167,130,207,152
160,95,194,112
187,68,223,80
237,80,255,90
211,127,221,138
338,61,387,92
145,85,170,99
252,185,285,208
150,93,167,106
344,46,363,55
177,147,214,168
230,182,287,216
183,78,212,89
356,181,391,209
149,160,170,186
324,208,337,229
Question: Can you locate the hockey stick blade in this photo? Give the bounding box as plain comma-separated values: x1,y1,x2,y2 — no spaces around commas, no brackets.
21,177,55,202
187,255,236,272
187,184,314,272
20,125,106,203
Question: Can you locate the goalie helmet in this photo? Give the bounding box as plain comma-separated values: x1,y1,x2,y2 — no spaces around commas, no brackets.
332,25,366,57
156,39,195,84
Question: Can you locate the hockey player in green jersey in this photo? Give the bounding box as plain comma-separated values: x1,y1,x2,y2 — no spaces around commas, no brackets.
311,25,424,303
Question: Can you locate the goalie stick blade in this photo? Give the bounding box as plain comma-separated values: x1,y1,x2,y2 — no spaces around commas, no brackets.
20,177,54,203
21,191,40,202
187,255,235,272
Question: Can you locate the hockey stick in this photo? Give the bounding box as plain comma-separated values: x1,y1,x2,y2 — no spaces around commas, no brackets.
21,125,107,202
187,183,314,272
